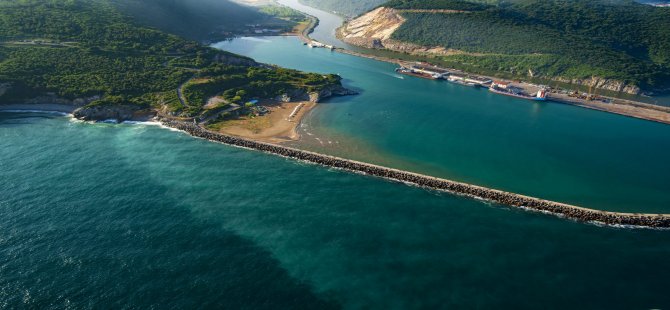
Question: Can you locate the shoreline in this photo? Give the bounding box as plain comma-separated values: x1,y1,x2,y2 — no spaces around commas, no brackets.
159,119,670,229
284,7,670,126
0,103,77,114
5,105,669,228
210,100,316,143
335,45,670,125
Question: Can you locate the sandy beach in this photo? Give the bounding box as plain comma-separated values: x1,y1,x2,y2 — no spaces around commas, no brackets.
212,100,316,143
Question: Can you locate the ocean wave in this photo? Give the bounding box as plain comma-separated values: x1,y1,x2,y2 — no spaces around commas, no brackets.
157,122,188,133
121,120,161,126
99,119,119,124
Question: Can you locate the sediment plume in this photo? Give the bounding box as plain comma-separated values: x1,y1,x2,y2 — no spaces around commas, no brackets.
160,119,670,228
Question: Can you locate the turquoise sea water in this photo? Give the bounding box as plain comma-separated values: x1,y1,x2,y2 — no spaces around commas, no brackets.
2,112,670,309
213,36,670,214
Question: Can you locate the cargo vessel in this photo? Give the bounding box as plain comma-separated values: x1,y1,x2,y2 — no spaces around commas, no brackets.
489,81,547,101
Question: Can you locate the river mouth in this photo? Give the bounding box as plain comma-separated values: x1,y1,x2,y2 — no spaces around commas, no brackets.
212,35,670,214
3,112,670,309
279,0,670,106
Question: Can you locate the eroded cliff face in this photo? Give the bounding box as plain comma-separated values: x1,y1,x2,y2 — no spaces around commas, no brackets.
338,7,644,94
554,77,641,95
338,7,454,55
338,7,405,48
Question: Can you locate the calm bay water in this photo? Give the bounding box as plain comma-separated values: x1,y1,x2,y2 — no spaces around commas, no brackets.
213,36,670,214
2,112,670,309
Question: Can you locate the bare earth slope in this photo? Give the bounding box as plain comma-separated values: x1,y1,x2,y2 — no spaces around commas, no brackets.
337,8,460,56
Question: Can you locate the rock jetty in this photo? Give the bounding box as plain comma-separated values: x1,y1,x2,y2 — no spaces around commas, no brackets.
161,119,670,228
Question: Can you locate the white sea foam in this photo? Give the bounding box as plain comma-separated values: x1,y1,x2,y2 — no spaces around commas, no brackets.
156,122,188,133
99,119,119,124
121,120,161,126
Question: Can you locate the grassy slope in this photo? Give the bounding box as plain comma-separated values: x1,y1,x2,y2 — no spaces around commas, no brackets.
384,0,670,91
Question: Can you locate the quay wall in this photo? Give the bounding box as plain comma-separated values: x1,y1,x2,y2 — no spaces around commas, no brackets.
160,119,670,228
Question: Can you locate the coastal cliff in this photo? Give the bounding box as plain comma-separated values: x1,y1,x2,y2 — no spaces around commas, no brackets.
73,104,155,122
275,85,358,103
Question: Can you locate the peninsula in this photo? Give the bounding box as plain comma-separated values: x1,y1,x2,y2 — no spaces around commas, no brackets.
2,0,668,225
0,0,353,124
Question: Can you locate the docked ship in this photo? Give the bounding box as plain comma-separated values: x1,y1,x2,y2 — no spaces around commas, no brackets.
447,75,476,87
489,81,547,101
395,65,446,80
447,75,492,87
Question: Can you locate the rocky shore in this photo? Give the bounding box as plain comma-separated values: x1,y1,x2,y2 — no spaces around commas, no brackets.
160,119,670,228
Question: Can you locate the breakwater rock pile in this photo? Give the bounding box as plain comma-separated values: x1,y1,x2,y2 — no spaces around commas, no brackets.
161,119,670,228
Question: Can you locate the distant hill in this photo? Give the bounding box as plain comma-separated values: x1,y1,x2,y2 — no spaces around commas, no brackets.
113,0,265,40
340,0,670,94
299,0,386,17
299,0,669,17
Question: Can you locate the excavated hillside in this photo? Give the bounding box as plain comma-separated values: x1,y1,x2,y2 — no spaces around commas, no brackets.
336,2,670,95
337,7,458,56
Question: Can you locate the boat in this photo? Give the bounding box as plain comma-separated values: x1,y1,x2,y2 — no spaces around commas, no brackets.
489,81,547,101
395,67,442,80
447,75,476,87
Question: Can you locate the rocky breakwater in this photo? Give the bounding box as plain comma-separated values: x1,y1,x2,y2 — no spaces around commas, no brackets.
160,119,670,228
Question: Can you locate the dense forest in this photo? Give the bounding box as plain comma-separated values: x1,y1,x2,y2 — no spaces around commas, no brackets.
385,0,670,91
0,0,340,117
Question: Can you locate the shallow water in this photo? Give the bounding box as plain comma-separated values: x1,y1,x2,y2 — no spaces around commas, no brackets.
2,112,670,309
213,36,670,213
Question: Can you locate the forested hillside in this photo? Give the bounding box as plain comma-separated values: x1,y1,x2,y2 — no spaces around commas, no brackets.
0,0,342,119
381,0,670,92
